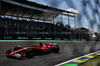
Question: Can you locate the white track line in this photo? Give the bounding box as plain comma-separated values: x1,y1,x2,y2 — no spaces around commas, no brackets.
54,51,99,66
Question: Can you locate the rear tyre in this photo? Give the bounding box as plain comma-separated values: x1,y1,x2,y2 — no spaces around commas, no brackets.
26,49,34,58
6,49,12,58
52,46,60,53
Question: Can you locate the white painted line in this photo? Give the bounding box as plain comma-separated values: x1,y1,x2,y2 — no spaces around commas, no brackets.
54,51,99,66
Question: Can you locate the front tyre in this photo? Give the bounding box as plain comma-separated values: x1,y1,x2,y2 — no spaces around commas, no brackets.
26,49,34,58
6,49,12,58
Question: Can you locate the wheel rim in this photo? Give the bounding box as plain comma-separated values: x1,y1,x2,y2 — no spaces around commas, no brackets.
30,51,33,56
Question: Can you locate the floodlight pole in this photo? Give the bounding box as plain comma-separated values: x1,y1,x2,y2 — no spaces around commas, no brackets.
53,14,56,38
61,14,63,23
68,13,70,26
61,14,63,24
61,14,63,39
53,14,55,24
74,14,76,29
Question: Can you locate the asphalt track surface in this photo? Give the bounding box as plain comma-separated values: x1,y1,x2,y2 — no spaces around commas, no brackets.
0,41,100,66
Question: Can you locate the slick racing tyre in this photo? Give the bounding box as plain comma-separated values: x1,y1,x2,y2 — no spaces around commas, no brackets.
26,49,34,58
6,49,12,58
51,46,60,53
19,52,26,60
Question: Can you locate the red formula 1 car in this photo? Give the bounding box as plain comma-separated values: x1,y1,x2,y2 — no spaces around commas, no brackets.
6,42,60,59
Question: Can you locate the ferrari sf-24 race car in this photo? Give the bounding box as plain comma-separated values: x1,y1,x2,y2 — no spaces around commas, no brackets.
6,42,60,59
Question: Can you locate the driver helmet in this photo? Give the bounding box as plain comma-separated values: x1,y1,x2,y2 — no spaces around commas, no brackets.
18,45,21,47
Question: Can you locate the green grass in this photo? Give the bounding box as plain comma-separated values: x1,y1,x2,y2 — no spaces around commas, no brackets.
0,40,73,42
0,40,96,42
62,64,78,66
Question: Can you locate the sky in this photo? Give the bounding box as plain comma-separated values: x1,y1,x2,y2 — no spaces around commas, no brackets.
28,0,100,32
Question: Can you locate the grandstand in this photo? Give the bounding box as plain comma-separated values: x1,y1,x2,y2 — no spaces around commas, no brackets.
0,0,90,40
